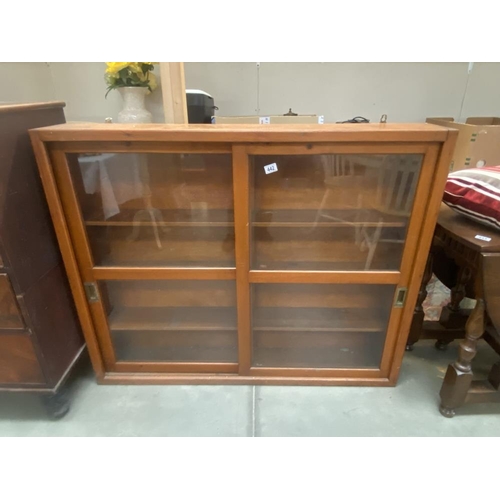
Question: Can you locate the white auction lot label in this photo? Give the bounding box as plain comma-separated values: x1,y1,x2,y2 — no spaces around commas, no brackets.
264,163,278,174
475,234,492,242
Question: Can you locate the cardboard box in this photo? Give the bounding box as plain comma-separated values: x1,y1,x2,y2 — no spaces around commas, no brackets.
213,114,324,125
426,117,500,171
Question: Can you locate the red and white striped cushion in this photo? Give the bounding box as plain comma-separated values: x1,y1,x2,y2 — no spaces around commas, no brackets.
443,166,500,230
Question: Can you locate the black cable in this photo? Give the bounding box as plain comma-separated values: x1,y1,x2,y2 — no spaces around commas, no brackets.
336,116,370,124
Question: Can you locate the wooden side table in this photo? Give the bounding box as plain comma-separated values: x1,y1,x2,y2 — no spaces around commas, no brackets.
408,204,500,417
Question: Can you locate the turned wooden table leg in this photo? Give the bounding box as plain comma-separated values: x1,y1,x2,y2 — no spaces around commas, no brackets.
406,251,434,351
450,268,467,310
439,298,485,417
488,361,500,391
439,266,471,331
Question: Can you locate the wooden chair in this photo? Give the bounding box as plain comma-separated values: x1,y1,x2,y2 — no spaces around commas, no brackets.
313,154,420,270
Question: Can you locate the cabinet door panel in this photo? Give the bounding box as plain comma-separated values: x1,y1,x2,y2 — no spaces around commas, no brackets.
0,334,44,384
68,152,235,268
250,154,422,271
0,274,24,329
251,283,395,369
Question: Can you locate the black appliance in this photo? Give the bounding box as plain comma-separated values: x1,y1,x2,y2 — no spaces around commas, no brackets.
186,89,217,124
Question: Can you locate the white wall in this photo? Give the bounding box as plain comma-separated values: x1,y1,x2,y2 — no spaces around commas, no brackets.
458,62,500,119
2,62,500,123
185,62,258,116
258,62,468,122
184,62,500,123
47,62,165,123
0,62,55,103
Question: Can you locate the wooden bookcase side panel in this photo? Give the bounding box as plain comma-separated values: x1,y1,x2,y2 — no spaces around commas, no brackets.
29,135,105,378
388,131,458,382
49,149,118,370
378,144,441,376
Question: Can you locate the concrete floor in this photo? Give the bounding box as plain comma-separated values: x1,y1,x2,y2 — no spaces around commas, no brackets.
0,340,499,436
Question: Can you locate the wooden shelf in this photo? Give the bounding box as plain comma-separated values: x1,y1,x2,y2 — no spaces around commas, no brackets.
85,209,234,227
253,307,386,332
108,305,384,335
84,208,406,229
87,225,235,267
253,346,379,369
100,258,236,268
252,330,385,368
253,209,407,228
253,260,399,271
108,306,237,332
253,235,404,271
112,329,238,363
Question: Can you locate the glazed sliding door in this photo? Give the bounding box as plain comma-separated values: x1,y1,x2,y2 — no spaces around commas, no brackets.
100,279,238,365
245,145,438,377
50,140,441,379
71,152,234,267
51,146,239,373
250,152,422,271
251,283,395,369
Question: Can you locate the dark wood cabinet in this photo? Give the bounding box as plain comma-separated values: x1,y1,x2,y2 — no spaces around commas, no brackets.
0,102,84,417
30,122,456,386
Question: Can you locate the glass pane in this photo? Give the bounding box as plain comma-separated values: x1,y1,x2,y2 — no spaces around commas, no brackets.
68,153,234,267
251,283,394,368
0,275,23,329
251,154,422,271
102,280,238,363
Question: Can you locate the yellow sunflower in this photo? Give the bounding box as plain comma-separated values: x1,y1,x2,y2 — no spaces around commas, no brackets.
105,62,130,75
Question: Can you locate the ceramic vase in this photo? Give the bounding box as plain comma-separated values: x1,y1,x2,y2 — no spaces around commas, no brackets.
117,86,152,123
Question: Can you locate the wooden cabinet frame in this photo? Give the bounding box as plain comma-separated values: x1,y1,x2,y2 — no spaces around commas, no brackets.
30,124,457,386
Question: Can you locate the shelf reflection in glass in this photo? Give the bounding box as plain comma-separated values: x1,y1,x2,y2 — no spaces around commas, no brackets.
67,152,235,267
